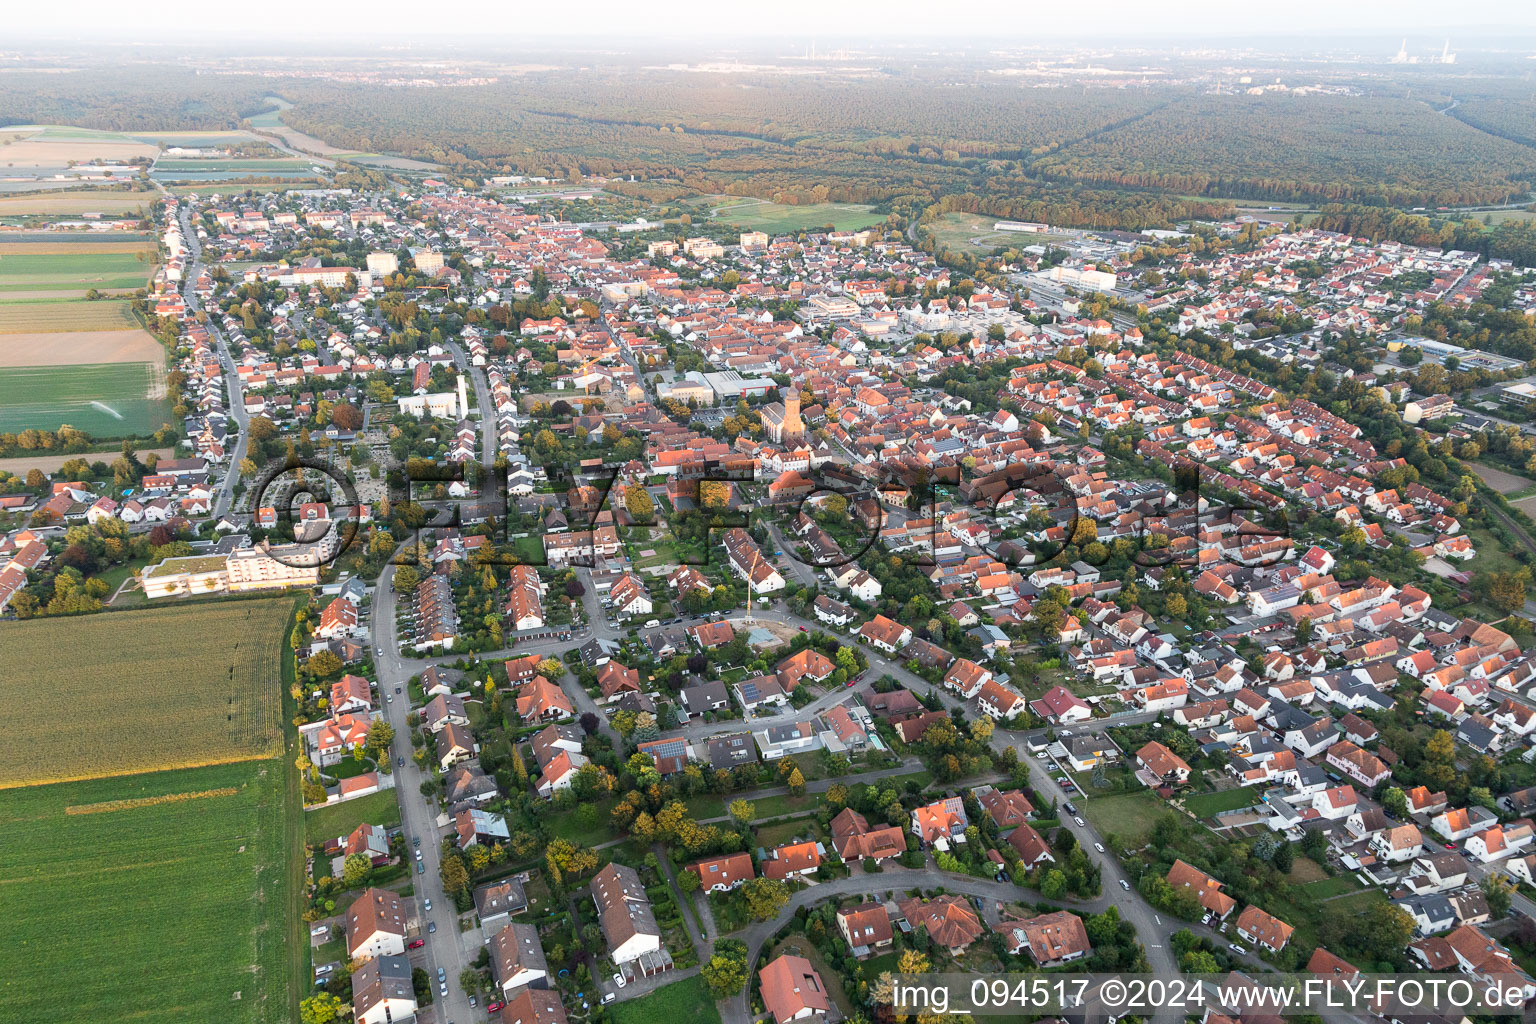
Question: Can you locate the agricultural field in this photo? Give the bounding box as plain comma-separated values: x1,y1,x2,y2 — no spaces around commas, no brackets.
0,124,158,169
703,197,881,233
0,361,170,435
0,251,154,293
0,759,299,1024
0,601,291,788
0,189,156,217
0,235,153,254
0,298,142,333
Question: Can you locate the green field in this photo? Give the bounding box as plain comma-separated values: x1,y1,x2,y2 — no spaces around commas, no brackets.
304,789,402,844
0,760,297,1024
611,975,722,1024
1081,789,1179,846
0,361,169,435
153,159,307,172
707,199,880,233
0,297,140,332
0,251,152,292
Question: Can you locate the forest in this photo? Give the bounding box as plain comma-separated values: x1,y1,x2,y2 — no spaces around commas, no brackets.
5,62,1536,218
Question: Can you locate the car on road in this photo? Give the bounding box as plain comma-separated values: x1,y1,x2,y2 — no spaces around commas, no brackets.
1445,842,1457,849
1063,801,1077,814
424,899,432,911
1119,879,1131,891
469,996,477,1008
415,849,423,861
798,626,807,632
397,757,404,767
440,983,447,996
408,938,425,949
376,648,383,658
428,921,436,933
1094,842,1105,853
437,967,446,982
395,686,402,694
413,836,420,846
417,862,424,874
1074,816,1086,826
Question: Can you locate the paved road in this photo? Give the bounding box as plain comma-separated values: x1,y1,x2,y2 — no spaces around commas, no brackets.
175,203,249,520
445,339,499,472
370,565,474,1024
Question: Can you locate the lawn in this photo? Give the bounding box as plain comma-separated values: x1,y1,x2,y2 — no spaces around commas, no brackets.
753,816,820,849
1301,874,1364,899
0,361,171,435
0,600,291,787
303,789,402,845
707,199,881,233
0,758,297,1024
1081,789,1179,846
1183,788,1261,818
0,251,153,292
611,974,722,1024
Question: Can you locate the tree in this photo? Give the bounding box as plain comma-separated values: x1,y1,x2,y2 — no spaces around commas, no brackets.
1300,827,1328,860
393,565,420,594
300,992,344,1024
624,486,655,522
1271,841,1294,873
678,868,701,894
739,877,790,920
331,403,364,431
1425,729,1455,764
342,853,371,887
1165,592,1188,618
729,798,756,826
440,855,470,896
1040,869,1068,898
1295,616,1314,644
579,711,600,734
1381,787,1409,819
1483,876,1513,919
701,939,749,998
304,650,343,678
787,766,805,796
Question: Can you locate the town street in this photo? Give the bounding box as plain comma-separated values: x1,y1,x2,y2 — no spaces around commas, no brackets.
175,203,249,520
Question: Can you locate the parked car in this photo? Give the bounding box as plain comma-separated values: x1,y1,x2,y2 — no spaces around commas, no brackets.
408,938,425,949
413,836,420,846
395,686,401,695
1074,816,1086,827
613,973,627,989
1229,943,1247,955
315,964,334,977
487,1003,505,1013
438,968,446,982
1119,879,1131,891
1094,842,1105,853
424,899,432,911
469,996,477,1008
397,757,404,767
417,862,424,874
428,921,436,934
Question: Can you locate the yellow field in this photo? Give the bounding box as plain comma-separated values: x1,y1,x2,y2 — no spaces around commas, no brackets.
0,190,156,216
0,601,292,788
0,299,143,335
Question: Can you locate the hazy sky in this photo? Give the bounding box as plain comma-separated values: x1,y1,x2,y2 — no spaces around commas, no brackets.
8,0,1534,43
